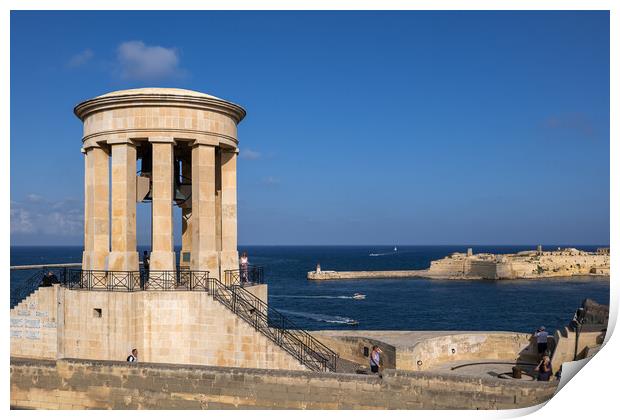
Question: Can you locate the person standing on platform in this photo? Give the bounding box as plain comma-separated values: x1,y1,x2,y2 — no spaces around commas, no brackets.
240,251,249,284
370,345,382,376
141,251,150,289
534,326,549,358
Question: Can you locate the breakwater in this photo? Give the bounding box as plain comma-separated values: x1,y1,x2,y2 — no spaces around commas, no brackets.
308,270,427,280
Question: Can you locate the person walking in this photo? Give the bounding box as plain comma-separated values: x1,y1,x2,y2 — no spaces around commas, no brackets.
240,251,249,284
369,345,382,375
126,348,138,363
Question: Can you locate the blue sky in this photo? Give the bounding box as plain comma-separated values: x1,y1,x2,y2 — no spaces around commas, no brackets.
10,11,610,246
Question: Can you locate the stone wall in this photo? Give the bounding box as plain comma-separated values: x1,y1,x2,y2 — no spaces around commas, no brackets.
428,257,467,277
467,260,497,279
10,358,557,410
313,334,397,369
10,285,60,359
11,285,306,371
551,327,604,373
401,333,539,371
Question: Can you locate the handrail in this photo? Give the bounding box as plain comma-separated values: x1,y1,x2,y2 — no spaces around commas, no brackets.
224,265,264,286
208,276,339,372
11,263,82,270
62,269,211,291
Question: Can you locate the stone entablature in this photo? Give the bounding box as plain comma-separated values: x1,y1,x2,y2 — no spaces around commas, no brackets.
75,88,245,150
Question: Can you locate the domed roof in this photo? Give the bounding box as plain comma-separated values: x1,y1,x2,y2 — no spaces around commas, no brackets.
75,87,246,123
96,87,222,100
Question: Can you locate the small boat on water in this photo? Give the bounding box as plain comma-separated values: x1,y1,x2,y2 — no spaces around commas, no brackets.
352,293,366,300
345,319,359,326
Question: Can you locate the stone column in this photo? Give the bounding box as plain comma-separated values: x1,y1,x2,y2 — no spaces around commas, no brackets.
180,157,192,268
219,150,239,277
190,143,218,275
108,140,139,272
92,146,110,270
81,148,93,269
149,138,176,272
82,146,110,270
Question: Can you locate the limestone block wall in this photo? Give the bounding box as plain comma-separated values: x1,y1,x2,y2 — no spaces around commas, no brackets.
312,334,397,369
400,333,538,371
60,290,137,361
11,286,306,371
10,358,557,409
499,255,610,279
134,291,305,369
467,260,498,279
428,257,466,277
10,286,60,359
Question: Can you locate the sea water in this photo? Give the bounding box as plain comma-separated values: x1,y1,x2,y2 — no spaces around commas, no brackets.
10,245,609,333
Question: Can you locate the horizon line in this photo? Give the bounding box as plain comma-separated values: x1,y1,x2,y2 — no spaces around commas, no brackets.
10,243,610,247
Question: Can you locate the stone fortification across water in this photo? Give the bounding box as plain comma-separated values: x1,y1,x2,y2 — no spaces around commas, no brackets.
308,247,610,281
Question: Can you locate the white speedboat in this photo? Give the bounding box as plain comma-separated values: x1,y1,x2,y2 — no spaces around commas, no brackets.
352,293,366,300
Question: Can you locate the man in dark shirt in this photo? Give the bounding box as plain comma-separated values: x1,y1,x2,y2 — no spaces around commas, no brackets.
40,271,59,287
141,251,150,288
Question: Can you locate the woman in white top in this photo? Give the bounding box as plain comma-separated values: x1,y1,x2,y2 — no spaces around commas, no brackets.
240,251,249,283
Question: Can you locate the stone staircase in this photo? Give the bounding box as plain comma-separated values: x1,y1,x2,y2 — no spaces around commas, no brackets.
207,276,340,372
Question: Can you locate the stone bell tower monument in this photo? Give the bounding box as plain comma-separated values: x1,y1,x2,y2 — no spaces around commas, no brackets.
74,88,246,279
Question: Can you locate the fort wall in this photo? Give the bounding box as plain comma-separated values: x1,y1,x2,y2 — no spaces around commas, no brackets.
10,358,556,410
400,333,539,371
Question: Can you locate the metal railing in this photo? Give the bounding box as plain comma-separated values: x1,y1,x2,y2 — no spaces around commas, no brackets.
224,265,264,287
208,276,338,372
63,269,210,291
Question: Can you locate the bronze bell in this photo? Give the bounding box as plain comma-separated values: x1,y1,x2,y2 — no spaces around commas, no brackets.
174,157,192,207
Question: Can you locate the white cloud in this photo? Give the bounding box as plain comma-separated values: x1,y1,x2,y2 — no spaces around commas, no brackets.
11,196,83,236
240,148,262,160
117,40,184,81
67,49,94,68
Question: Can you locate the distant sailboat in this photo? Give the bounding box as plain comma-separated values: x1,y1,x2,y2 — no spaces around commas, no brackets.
369,247,398,257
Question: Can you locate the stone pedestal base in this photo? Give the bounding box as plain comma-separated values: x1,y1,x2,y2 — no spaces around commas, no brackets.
190,251,219,278
108,251,139,272
82,251,109,271
149,251,176,271
179,249,191,268
82,251,92,270
219,250,240,280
